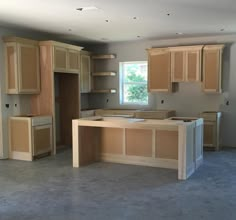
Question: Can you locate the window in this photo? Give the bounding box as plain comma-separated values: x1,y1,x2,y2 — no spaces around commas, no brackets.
120,61,148,105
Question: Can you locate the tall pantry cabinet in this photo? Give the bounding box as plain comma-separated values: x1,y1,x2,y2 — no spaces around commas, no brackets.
31,41,83,153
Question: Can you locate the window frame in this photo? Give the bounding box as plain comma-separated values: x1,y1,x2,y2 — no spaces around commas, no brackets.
119,61,148,105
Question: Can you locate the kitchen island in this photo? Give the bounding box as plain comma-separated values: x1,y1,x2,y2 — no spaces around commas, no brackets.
72,116,203,180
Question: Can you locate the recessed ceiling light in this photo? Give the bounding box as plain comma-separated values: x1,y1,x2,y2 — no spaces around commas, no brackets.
68,29,72,32
137,35,141,38
76,6,98,11
176,32,183,35
133,17,137,20
167,13,171,16
105,20,109,22
220,28,225,32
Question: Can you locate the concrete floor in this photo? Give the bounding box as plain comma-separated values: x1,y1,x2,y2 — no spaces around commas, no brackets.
1,148,236,220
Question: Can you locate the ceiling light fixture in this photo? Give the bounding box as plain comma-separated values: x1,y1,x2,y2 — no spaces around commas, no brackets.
176,32,183,35
220,28,224,32
76,6,98,11
167,13,170,16
133,17,137,19
105,20,109,22
137,35,141,38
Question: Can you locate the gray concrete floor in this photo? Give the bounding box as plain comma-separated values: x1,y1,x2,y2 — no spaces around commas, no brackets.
1,148,236,220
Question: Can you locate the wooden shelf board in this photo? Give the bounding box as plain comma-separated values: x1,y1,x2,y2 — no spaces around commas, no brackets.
92,72,116,76
92,54,116,59
91,89,117,94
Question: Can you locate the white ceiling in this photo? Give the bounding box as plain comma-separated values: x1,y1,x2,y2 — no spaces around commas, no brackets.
0,0,236,43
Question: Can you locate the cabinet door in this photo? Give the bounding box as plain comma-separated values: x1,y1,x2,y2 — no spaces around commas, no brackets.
18,43,40,93
32,124,52,156
5,43,18,93
202,45,224,93
203,122,216,148
171,51,185,82
148,49,171,92
68,49,80,72
186,50,201,82
54,46,67,71
80,53,91,93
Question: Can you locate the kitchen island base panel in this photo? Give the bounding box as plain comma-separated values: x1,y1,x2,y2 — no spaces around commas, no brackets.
72,117,203,180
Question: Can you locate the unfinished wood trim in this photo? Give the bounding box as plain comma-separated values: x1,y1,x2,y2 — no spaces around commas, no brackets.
91,54,116,59
5,42,18,94
54,46,68,71
39,40,83,51
100,153,178,169
123,128,126,155
72,120,80,167
3,36,39,45
92,72,116,76
152,129,155,158
80,53,91,93
10,151,32,161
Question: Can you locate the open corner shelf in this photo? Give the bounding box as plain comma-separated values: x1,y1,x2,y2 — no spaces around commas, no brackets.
91,54,116,59
92,72,116,76
91,89,117,94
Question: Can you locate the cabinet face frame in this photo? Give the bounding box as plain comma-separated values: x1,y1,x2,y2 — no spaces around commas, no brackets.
171,50,185,82
147,48,172,92
5,42,18,94
202,45,224,93
80,52,91,93
17,43,40,94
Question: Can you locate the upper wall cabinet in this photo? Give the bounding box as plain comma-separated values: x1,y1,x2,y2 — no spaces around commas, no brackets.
39,41,83,74
80,50,91,93
3,37,40,94
202,45,224,93
53,43,82,73
170,45,203,82
147,48,172,92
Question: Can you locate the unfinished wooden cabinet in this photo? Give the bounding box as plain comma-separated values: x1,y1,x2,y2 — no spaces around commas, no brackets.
31,41,83,154
202,45,224,93
170,45,203,82
53,42,82,73
9,116,52,161
147,48,172,92
80,50,91,93
199,111,222,151
3,37,40,94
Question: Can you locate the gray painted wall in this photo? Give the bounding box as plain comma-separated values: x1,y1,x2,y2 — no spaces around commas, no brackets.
88,35,236,147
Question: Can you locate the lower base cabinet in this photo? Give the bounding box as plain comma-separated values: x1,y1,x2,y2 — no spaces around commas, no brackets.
199,111,222,151
9,115,53,161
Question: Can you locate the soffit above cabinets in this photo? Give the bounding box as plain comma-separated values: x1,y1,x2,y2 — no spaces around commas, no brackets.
0,0,236,42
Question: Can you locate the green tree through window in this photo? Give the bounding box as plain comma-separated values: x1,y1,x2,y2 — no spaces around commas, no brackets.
120,62,148,105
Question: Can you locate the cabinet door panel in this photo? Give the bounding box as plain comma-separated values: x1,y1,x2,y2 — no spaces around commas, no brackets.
148,50,171,92
54,46,67,70
80,54,91,93
171,51,185,82
68,49,79,72
6,44,18,92
203,123,215,147
19,44,40,92
186,51,200,82
204,51,219,90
